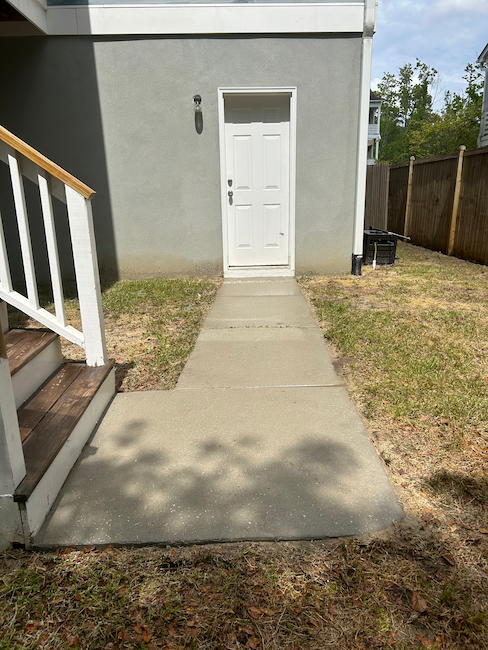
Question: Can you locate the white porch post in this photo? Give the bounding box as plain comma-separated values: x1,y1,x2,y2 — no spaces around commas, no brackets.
0,300,8,334
65,186,108,367
352,0,377,274
0,328,26,550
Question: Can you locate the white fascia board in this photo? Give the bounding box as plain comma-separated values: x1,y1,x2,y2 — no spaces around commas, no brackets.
5,0,47,32
47,3,364,36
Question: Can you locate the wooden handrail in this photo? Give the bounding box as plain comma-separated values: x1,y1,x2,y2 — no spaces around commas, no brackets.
0,125,95,199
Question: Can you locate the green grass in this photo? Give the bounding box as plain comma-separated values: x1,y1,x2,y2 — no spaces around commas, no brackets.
299,243,488,435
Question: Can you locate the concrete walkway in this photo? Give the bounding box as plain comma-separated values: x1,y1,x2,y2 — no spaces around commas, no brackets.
35,279,403,547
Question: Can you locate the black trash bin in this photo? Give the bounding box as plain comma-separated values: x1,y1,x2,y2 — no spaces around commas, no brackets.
363,228,398,266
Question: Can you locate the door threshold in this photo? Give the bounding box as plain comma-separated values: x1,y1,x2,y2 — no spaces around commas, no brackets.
224,267,294,279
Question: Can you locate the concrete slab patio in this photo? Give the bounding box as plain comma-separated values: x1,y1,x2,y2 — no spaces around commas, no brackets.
35,278,403,548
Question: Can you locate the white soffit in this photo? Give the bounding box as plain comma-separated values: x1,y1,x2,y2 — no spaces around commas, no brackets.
5,0,47,33
47,3,365,36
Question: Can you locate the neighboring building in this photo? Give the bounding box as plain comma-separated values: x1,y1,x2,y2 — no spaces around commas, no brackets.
478,43,488,148
0,0,378,279
368,90,383,164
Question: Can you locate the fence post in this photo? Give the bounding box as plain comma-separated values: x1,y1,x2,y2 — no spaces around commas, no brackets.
404,156,415,237
447,145,466,256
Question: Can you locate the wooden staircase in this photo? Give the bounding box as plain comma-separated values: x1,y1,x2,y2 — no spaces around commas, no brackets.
5,329,114,544
0,125,113,550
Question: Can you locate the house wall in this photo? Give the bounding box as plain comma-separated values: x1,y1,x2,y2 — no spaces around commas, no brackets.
0,35,361,278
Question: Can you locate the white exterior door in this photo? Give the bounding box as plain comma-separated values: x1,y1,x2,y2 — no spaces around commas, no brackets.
224,94,290,268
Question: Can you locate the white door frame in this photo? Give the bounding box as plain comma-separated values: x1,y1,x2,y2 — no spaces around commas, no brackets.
218,87,297,278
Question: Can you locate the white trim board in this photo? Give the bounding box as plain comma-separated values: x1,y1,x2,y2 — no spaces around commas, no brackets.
46,3,364,35
218,87,297,279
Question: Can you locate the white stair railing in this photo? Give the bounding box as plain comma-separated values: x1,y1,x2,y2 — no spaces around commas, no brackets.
0,125,107,367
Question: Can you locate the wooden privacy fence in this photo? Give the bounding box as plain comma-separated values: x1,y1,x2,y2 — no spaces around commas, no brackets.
364,163,389,230
386,145,488,266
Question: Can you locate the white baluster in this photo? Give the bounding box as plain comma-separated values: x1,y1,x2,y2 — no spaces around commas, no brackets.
38,169,66,327
65,185,107,366
0,209,13,293
0,300,8,334
7,148,39,309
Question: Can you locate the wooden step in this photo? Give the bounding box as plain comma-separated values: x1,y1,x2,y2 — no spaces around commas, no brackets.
6,329,58,376
14,362,114,504
5,329,63,408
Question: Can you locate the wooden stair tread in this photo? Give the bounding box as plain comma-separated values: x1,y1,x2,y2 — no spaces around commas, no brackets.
6,329,59,376
14,362,113,503
18,363,85,444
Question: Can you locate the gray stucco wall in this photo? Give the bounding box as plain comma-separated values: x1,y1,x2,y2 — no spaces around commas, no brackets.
0,35,361,279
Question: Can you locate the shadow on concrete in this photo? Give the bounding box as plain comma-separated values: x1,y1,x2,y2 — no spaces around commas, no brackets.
36,390,403,547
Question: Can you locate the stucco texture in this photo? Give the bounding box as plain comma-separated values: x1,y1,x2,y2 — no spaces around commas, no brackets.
0,35,361,278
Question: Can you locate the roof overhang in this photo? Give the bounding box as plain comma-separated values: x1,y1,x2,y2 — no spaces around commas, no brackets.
2,1,370,36
477,42,488,65
3,0,47,32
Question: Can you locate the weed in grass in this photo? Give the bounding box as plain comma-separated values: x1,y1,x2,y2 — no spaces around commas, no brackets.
440,581,455,605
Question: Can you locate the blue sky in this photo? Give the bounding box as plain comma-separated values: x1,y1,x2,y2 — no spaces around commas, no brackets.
371,0,488,109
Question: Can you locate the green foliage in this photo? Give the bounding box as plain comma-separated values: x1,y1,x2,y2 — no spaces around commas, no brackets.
377,60,484,163
377,59,438,163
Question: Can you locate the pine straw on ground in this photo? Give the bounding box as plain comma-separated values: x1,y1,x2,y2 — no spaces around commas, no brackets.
2,244,487,649
0,531,486,650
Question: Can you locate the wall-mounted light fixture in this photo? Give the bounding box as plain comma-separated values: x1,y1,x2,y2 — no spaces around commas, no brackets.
193,95,203,134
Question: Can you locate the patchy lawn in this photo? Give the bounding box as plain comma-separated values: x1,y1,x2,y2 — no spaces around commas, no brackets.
7,277,222,391
298,242,488,530
2,245,487,649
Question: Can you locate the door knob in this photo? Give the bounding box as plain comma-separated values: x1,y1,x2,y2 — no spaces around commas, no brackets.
228,190,233,197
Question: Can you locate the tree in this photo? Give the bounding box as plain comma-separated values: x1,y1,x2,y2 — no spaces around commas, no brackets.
377,59,439,163
409,62,484,158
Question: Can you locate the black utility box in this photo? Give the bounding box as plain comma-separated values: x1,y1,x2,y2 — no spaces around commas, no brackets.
363,228,398,265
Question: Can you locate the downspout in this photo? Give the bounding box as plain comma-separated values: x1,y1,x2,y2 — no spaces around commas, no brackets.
351,0,377,275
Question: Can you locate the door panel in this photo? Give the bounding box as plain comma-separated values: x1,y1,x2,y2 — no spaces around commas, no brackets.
263,204,281,248
233,136,252,191
224,94,290,268
263,135,281,190
235,205,253,249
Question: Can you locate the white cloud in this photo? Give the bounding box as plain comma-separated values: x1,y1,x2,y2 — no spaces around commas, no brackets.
372,0,487,102
433,0,488,14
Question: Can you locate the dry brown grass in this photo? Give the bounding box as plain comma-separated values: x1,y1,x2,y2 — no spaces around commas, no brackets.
2,245,487,649
8,277,222,391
